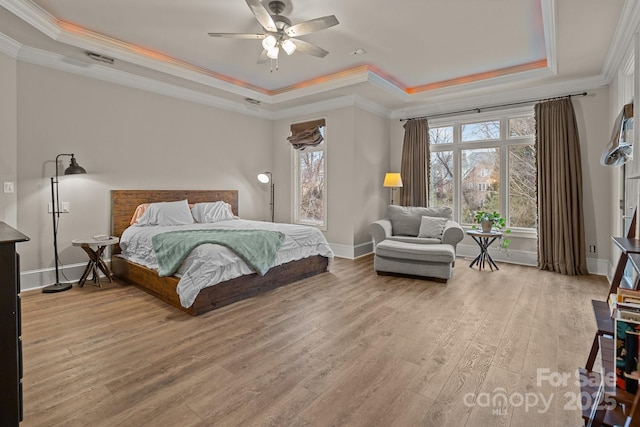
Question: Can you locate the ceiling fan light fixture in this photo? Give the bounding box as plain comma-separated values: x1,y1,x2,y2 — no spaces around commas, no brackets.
267,46,280,59
261,35,277,50
282,39,296,55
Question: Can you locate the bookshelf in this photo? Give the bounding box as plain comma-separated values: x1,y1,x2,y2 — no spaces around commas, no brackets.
580,289,640,426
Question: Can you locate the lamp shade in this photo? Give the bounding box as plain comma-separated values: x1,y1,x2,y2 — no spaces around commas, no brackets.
64,156,86,175
383,173,403,188
262,35,277,50
267,46,279,60
257,172,271,184
282,39,296,55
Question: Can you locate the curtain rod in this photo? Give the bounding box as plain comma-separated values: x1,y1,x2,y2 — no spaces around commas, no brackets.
401,91,588,122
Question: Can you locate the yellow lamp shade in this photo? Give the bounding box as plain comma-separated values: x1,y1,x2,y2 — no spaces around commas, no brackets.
383,173,403,188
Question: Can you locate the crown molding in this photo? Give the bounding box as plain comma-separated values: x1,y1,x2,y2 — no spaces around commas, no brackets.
17,46,272,119
15,43,391,120
2,0,564,109
601,0,640,83
367,69,409,102
270,94,391,120
0,32,21,58
541,0,557,74
390,74,608,120
12,38,609,124
0,0,60,39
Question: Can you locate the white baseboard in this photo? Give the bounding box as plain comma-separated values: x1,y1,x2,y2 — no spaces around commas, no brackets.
21,245,607,291
20,260,111,292
329,241,373,259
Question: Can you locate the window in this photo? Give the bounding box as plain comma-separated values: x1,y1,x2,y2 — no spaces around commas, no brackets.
293,124,326,228
428,109,536,230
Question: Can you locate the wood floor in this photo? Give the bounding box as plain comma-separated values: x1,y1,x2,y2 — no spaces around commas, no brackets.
20,255,608,426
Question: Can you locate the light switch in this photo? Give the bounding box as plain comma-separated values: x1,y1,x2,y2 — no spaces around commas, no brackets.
3,182,14,193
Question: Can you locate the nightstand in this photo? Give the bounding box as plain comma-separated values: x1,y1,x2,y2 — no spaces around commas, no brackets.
72,236,119,287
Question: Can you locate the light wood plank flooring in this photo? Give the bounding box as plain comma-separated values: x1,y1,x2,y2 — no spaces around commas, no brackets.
20,255,608,426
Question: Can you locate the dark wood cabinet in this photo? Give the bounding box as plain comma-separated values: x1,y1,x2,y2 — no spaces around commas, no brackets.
0,222,29,426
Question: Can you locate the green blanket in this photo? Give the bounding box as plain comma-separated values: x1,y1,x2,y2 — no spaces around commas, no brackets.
152,229,285,277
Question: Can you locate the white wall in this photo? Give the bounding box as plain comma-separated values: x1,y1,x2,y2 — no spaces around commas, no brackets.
16,62,272,279
272,106,389,258
0,52,17,228
572,88,614,274
353,108,389,256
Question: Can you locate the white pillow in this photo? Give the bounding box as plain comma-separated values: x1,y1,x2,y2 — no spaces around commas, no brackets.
191,201,234,223
417,216,448,239
135,200,195,226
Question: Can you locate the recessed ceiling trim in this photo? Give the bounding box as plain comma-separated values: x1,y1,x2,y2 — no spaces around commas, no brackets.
5,31,610,125
407,60,548,94
0,0,60,39
54,20,271,98
270,94,391,120
601,0,640,83
366,66,410,101
541,0,557,74
2,0,566,108
16,45,273,119
391,74,608,120
0,31,21,58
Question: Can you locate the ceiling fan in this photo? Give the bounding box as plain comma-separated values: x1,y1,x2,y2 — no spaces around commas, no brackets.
208,0,339,65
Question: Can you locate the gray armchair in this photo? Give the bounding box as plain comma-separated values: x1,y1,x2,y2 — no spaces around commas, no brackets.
369,205,464,280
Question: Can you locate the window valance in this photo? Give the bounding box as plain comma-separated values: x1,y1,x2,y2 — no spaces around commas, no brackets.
288,119,325,150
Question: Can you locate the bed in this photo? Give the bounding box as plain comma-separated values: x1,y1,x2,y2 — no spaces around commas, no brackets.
110,190,332,315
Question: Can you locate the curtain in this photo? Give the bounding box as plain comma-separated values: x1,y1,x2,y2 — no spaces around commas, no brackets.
399,119,429,207
288,119,326,150
535,98,588,275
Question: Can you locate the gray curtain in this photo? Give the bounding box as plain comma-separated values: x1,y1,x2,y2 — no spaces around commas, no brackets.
400,119,429,207
535,98,588,275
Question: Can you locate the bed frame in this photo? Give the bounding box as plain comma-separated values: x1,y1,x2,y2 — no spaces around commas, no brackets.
110,190,329,316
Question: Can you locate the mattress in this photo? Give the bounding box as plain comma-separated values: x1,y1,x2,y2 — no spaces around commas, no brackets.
119,219,334,308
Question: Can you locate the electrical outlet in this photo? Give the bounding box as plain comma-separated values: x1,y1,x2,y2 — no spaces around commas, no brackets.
589,245,597,253
3,182,14,193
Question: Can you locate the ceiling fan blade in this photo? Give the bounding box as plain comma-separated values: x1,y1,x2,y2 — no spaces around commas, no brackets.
290,38,329,58
257,49,269,64
208,33,266,39
285,15,339,37
245,0,277,32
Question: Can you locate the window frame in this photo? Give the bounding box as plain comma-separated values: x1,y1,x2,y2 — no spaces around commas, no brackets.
292,121,328,230
428,106,536,235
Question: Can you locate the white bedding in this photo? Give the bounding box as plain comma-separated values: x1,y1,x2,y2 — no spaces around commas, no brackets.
119,219,334,308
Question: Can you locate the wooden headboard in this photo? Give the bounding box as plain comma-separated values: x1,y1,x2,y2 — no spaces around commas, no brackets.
111,190,239,252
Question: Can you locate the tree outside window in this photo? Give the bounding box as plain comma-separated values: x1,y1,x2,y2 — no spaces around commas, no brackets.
428,111,536,230
293,126,326,228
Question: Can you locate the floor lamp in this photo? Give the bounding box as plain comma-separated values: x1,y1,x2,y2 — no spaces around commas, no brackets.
257,172,274,222
383,172,403,205
42,154,87,293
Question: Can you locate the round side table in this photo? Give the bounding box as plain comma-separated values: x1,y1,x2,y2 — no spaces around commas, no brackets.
466,230,503,271
72,236,120,287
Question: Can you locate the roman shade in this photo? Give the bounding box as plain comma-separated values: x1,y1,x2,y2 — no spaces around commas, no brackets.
288,119,325,150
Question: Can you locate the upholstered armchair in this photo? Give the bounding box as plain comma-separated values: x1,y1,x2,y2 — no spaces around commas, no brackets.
369,205,464,280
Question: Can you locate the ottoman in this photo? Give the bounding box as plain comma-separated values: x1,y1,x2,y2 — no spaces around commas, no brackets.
374,240,456,280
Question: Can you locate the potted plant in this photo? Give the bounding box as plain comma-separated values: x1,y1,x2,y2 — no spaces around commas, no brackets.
473,211,511,250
